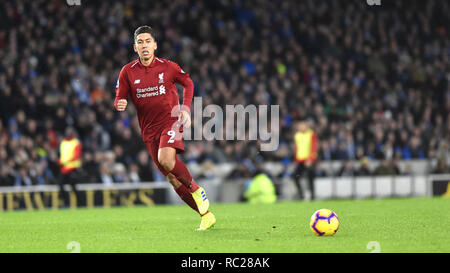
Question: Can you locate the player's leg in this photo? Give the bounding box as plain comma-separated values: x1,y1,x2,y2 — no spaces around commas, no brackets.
145,140,207,216
158,147,197,191
158,124,211,214
158,146,209,215
144,136,211,217
167,173,202,215
166,172,182,188
167,173,215,230
146,143,207,216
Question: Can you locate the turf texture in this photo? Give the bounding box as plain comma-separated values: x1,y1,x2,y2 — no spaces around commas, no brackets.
0,197,449,253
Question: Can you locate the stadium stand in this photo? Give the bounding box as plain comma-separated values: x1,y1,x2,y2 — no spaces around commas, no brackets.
0,0,449,187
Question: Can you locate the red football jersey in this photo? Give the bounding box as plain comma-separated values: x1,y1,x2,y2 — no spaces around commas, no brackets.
114,57,194,142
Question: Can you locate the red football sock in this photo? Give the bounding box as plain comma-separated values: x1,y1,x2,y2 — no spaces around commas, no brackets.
174,184,199,214
174,184,208,216
170,157,199,193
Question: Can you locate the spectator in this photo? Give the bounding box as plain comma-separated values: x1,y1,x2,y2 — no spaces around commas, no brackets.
374,160,397,176
314,161,329,177
98,162,114,186
390,158,402,175
432,158,450,174
14,166,33,187
409,137,425,159
227,162,252,179
337,161,356,177
0,164,15,186
198,160,216,180
136,150,154,182
356,157,372,176
31,161,56,185
82,151,100,183
244,171,277,204
113,163,128,183
128,163,141,183
113,144,128,165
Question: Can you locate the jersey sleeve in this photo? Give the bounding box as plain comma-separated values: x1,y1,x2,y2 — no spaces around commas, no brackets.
114,66,131,110
168,61,194,111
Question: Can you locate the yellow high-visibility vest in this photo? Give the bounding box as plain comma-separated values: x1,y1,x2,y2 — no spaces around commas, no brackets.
294,129,316,162
244,173,277,204
60,138,81,171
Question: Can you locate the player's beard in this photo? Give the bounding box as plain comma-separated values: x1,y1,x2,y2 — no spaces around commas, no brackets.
140,50,152,62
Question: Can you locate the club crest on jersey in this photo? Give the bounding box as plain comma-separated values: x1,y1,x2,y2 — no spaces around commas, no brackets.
134,79,140,84
158,72,164,83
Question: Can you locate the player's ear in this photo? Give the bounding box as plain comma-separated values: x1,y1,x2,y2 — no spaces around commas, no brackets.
133,43,137,53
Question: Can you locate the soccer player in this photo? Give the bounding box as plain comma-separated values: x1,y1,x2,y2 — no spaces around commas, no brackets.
114,26,215,230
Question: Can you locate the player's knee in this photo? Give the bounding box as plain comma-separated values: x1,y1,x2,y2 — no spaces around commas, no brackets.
158,156,175,171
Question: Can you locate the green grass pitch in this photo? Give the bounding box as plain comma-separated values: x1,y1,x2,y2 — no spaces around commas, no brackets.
1,197,449,253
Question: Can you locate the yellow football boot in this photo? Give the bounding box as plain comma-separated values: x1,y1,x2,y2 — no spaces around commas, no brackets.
197,211,216,231
191,187,209,215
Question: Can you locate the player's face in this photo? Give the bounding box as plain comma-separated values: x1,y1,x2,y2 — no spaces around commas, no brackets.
134,33,157,60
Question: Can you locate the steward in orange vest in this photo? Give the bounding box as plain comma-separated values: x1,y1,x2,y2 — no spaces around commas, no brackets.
293,120,318,200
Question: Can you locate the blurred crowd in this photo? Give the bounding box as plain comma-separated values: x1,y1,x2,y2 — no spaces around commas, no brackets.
0,0,450,186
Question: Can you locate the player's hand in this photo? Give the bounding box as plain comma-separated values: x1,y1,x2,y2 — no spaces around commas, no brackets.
116,99,128,111
178,110,191,128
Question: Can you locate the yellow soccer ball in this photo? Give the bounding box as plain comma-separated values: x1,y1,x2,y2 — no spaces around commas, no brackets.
310,209,340,236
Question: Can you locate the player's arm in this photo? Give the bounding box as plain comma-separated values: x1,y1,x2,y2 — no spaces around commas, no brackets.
169,61,194,127
114,66,131,111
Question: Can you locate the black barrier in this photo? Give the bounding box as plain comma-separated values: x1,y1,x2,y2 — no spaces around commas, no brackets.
432,179,450,197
